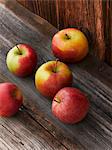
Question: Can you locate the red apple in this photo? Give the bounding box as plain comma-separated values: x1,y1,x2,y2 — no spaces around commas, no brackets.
52,28,89,63
6,44,38,77
52,87,90,124
0,82,23,117
35,60,73,98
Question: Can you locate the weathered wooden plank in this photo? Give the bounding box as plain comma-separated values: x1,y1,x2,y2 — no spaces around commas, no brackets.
17,0,58,27
0,110,67,150
103,0,112,65
0,1,112,150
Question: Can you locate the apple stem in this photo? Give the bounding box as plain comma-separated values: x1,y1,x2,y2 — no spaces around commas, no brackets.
65,33,70,40
16,45,22,55
54,59,59,73
54,97,60,103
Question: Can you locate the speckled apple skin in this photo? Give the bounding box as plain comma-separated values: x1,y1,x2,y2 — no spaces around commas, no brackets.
52,28,89,63
0,82,23,117
35,61,73,98
52,87,90,124
6,44,37,77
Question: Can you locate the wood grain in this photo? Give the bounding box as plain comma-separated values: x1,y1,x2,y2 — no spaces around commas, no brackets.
57,0,106,61
0,111,66,150
0,0,112,149
17,0,57,27
17,0,112,65
103,0,112,65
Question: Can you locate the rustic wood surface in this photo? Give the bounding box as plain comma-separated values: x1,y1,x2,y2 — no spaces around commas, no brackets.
0,0,112,150
17,0,112,65
0,110,66,150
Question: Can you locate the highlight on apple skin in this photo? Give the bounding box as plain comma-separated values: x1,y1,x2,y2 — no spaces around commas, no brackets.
6,44,38,77
35,60,73,98
52,28,89,63
52,87,90,124
0,82,23,117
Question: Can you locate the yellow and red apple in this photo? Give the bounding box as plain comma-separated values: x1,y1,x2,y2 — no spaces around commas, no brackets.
52,28,89,63
6,44,38,77
52,87,90,124
35,60,73,98
0,82,23,117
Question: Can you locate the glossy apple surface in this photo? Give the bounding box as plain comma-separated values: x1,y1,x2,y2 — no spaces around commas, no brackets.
0,82,23,117
35,60,73,98
6,44,37,77
52,28,89,63
52,87,90,124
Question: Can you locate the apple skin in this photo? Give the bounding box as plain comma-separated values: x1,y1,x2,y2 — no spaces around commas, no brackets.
6,44,38,77
35,61,73,98
0,82,23,117
52,87,90,124
52,28,89,63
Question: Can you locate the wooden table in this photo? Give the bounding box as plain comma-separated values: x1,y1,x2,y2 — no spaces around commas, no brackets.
0,1,112,150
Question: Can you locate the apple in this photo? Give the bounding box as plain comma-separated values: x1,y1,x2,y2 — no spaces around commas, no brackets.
6,44,38,77
52,87,90,124
35,60,73,98
0,82,23,117
52,28,89,63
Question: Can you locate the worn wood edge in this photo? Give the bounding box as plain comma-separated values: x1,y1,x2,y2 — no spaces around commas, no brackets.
0,0,58,37
18,0,58,28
